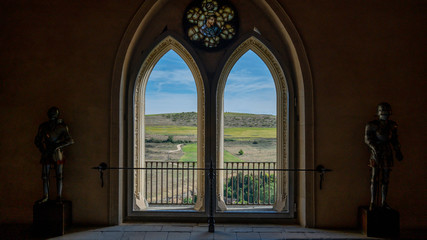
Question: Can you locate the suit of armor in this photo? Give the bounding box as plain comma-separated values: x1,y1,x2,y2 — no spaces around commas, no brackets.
35,107,74,203
365,103,403,210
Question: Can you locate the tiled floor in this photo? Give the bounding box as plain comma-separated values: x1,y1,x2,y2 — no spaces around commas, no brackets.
48,223,381,240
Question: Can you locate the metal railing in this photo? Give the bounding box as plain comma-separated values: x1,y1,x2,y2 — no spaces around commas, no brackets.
145,161,276,206
145,161,197,205
223,162,276,205
93,162,330,233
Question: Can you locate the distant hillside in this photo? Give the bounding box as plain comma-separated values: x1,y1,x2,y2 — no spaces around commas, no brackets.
223,112,276,128
145,112,276,128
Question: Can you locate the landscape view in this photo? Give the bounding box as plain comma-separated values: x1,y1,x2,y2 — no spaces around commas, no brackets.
145,112,276,163
144,112,277,206
141,49,278,206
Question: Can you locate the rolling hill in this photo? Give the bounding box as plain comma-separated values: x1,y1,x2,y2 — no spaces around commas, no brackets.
145,112,276,128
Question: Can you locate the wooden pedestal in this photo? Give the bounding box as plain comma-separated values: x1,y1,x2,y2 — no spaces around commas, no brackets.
33,200,72,237
359,206,399,238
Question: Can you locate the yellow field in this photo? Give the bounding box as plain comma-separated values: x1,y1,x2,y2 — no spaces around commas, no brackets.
146,126,276,140
146,126,197,135
224,127,276,139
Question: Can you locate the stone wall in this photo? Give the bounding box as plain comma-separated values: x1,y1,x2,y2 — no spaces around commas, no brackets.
0,0,425,229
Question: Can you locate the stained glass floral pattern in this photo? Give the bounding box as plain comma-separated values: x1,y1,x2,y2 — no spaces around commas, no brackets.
184,0,238,49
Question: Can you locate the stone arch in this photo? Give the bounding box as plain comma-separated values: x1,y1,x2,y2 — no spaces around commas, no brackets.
111,0,314,226
131,35,206,211
216,35,291,213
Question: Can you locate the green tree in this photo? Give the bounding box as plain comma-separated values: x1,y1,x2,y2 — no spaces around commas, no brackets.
224,173,276,204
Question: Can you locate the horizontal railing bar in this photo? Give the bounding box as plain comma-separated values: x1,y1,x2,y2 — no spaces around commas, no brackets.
146,161,276,163
94,166,330,172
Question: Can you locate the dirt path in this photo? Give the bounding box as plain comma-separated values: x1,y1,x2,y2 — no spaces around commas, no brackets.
168,144,183,153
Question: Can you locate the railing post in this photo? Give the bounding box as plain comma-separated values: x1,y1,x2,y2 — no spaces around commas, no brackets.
231,162,234,204
181,162,184,204
176,162,179,204
192,162,195,203
186,162,189,205
150,162,153,203
268,162,270,204
161,162,164,204
225,162,228,204
252,162,255,205
155,162,158,204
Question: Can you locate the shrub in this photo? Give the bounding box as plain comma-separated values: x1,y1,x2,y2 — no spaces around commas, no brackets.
224,173,276,204
166,136,174,143
183,195,197,204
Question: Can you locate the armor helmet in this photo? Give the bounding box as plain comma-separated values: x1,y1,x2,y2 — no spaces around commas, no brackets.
47,107,60,120
377,102,392,119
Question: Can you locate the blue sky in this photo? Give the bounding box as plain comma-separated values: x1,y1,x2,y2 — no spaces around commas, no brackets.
145,50,276,115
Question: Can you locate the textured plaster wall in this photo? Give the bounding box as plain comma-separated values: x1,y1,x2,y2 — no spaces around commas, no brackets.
281,0,427,229
0,1,144,225
0,0,425,230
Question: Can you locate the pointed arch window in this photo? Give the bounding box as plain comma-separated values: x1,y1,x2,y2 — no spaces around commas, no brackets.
113,0,313,226
127,35,294,220
217,37,293,215
222,50,277,207
131,37,205,212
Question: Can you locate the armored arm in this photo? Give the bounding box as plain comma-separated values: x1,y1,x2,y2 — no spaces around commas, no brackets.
54,123,74,151
365,121,379,162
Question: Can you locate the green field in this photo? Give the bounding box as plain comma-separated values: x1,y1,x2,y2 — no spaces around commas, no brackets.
223,149,243,162
145,112,277,163
180,143,242,162
180,144,197,162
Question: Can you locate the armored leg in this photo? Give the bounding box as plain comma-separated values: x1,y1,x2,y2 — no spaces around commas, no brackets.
56,164,63,201
37,164,50,204
381,168,390,208
369,167,378,210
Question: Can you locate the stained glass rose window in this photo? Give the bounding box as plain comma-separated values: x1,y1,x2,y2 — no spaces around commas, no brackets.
184,0,238,50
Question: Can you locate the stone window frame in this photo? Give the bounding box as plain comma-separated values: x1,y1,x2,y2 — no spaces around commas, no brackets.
112,0,314,226
130,36,206,213
216,36,294,217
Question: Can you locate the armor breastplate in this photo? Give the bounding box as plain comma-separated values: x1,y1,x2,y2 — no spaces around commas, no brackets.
375,121,392,143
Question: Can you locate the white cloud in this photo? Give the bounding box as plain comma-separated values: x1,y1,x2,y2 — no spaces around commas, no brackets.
148,68,196,93
224,67,277,114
